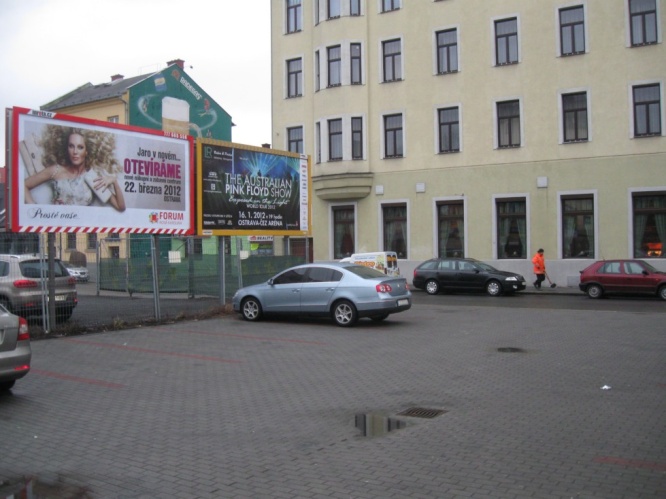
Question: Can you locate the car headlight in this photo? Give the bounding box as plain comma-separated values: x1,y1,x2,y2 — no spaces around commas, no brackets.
505,276,518,281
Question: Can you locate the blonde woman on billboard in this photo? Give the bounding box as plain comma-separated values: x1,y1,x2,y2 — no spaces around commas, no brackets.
24,125,126,212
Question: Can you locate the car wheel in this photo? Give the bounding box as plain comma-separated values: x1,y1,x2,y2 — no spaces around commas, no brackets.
658,285,666,301
332,300,358,327
586,284,603,299
0,380,16,392
370,314,389,322
425,279,440,295
56,307,73,323
241,297,262,322
486,280,502,296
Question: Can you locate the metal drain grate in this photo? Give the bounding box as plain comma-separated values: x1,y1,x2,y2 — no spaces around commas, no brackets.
497,347,525,353
397,407,447,419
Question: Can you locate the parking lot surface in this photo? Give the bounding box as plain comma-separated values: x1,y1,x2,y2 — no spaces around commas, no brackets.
1,295,665,498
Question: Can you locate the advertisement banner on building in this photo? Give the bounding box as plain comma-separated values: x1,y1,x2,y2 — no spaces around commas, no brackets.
7,107,194,234
197,139,310,236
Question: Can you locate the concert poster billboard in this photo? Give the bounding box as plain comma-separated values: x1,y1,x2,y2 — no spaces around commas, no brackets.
6,107,194,234
197,139,310,236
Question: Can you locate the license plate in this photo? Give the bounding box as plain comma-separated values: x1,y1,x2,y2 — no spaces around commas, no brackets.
397,299,409,306
521,281,526,286
47,295,67,302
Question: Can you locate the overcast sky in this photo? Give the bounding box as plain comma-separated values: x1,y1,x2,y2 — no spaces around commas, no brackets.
0,0,272,165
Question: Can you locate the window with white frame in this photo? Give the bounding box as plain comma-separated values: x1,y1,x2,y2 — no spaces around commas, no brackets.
328,45,342,87
287,58,303,98
351,43,362,84
286,0,302,33
438,201,464,258
384,113,403,158
633,192,666,257
350,0,361,16
436,28,458,74
629,0,658,46
497,100,521,148
438,107,460,153
333,206,355,258
562,92,589,142
328,118,343,161
315,50,320,91
561,195,595,258
329,0,341,18
382,39,402,82
352,117,363,159
381,0,401,13
315,122,322,163
288,126,304,153
559,5,585,55
495,17,519,65
383,204,407,258
633,83,662,137
497,199,526,259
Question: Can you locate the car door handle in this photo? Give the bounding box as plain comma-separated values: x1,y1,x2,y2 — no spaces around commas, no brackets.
292,289,301,293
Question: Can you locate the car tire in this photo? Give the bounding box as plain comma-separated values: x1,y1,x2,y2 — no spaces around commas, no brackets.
658,285,666,301
332,300,357,327
486,280,502,296
241,297,262,322
56,307,74,323
370,314,389,322
586,284,603,299
0,380,16,392
425,279,440,295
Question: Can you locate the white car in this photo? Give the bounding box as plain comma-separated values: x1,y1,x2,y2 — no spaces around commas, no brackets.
64,263,90,283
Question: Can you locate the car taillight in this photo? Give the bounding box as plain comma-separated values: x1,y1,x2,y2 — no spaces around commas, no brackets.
68,277,76,285
18,317,30,341
376,283,393,293
13,279,38,289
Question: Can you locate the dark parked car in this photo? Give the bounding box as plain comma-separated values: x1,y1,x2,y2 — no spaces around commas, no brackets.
412,257,526,296
232,262,411,327
0,304,31,392
579,259,666,300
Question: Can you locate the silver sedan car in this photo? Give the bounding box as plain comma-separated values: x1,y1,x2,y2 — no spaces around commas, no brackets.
0,304,31,392
233,262,412,327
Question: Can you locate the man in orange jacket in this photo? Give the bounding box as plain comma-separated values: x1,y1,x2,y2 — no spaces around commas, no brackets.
532,248,546,289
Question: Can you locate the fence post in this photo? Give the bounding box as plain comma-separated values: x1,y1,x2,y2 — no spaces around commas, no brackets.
150,234,161,320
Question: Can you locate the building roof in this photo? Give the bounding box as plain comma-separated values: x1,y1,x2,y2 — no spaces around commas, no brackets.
41,73,151,111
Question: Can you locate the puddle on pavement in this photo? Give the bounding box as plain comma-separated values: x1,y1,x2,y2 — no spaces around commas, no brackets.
355,413,407,438
0,475,93,498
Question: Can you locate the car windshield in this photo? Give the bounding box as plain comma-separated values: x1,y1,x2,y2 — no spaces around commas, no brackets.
345,265,387,279
640,261,661,273
20,260,70,278
475,261,498,272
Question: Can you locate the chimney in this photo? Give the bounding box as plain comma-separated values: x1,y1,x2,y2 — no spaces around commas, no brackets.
261,143,271,149
111,74,124,82
167,59,185,69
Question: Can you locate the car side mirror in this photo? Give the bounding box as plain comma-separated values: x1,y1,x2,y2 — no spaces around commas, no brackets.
642,270,649,276
268,278,275,285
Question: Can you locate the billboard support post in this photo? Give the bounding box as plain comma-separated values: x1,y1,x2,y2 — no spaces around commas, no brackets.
151,235,161,320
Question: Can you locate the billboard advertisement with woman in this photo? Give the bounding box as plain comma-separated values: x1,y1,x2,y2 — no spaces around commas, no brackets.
6,107,194,234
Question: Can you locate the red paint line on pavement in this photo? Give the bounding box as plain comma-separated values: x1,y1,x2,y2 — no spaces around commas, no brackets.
32,369,126,389
174,329,328,345
594,456,666,471
65,338,243,363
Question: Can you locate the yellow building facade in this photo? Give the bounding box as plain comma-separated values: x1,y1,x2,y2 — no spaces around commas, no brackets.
271,0,666,285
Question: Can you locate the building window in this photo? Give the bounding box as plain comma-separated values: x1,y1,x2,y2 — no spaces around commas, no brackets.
382,39,402,82
495,18,519,65
562,92,588,142
333,206,355,258
328,0,341,19
438,201,464,258
633,84,662,137
107,232,120,241
87,233,97,250
107,116,119,123
633,193,666,257
381,0,401,13
328,45,342,87
287,0,302,33
497,199,526,259
438,107,460,153
497,100,521,148
288,126,304,153
350,0,361,16
384,114,403,158
67,233,77,250
352,117,363,159
316,122,322,163
560,6,585,55
629,0,658,46
315,50,320,91
287,58,302,98
351,43,362,84
383,204,407,258
561,196,594,258
436,28,458,74
328,119,343,161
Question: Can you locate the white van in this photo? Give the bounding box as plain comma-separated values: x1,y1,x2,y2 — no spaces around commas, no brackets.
340,252,400,276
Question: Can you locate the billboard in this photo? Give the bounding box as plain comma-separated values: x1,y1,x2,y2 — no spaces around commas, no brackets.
197,139,310,236
6,107,193,234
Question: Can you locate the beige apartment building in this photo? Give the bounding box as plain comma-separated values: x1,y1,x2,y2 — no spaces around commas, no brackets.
271,0,666,285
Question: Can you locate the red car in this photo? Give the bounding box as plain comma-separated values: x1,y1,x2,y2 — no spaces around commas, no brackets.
579,259,666,300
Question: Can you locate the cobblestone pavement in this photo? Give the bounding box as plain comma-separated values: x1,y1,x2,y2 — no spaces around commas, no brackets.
1,295,664,498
